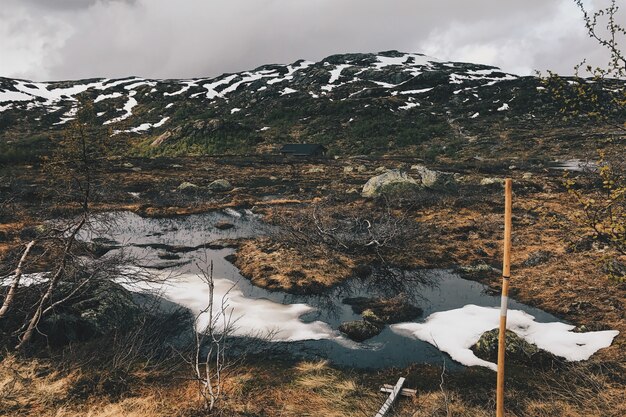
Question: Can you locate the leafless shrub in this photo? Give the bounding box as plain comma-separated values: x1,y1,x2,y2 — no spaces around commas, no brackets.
271,198,421,266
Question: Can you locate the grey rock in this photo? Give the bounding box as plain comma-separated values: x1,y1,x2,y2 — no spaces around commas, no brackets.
177,181,198,190
362,169,420,197
480,177,505,186
42,280,141,344
410,164,456,190
208,179,233,191
471,328,557,366
150,131,172,147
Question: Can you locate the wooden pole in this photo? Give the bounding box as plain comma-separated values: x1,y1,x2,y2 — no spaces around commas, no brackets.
496,178,513,417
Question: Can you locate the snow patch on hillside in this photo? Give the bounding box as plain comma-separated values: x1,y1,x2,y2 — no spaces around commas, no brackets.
103,90,138,125
280,87,298,95
328,64,351,84
94,92,123,103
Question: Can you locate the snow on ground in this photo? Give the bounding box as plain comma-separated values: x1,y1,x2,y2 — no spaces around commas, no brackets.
121,116,170,134
164,80,197,96
399,102,419,110
220,72,268,96
97,78,140,90
153,117,169,127
400,88,433,95
230,108,241,114
0,103,13,112
103,90,138,125
259,126,270,131
94,92,123,103
202,74,238,100
0,90,33,102
391,304,619,371
328,64,351,84
497,103,510,111
373,53,438,70
470,112,480,118
0,77,143,105
53,106,79,125
266,60,314,85
371,80,397,88
123,80,156,90
280,87,297,95
127,270,336,342
5,269,336,342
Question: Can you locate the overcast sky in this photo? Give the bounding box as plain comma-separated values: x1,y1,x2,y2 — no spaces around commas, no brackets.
0,0,615,81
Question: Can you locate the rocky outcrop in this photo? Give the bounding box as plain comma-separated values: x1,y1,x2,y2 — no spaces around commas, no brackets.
40,280,141,345
361,170,420,197
410,164,457,190
150,130,173,147
471,328,558,367
338,320,383,342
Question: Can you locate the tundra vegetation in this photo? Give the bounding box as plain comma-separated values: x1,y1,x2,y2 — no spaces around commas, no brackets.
0,2,625,416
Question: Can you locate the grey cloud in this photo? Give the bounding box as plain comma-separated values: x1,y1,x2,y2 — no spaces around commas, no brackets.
22,0,137,11
0,0,616,81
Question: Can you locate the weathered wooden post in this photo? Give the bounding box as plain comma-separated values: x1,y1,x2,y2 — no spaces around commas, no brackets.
496,178,512,417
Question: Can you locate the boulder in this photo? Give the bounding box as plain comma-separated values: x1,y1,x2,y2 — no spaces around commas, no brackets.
410,164,456,190
150,131,173,147
338,320,383,342
208,179,233,191
480,177,505,186
343,295,422,324
177,181,198,190
305,166,325,174
471,328,557,367
41,280,141,345
361,169,420,197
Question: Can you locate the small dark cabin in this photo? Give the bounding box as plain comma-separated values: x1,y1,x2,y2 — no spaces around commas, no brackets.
279,143,327,157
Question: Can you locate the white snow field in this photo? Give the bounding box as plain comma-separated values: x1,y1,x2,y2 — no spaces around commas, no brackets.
391,304,619,371
127,271,337,342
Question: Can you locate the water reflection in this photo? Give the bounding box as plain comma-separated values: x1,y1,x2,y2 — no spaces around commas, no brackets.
81,210,562,369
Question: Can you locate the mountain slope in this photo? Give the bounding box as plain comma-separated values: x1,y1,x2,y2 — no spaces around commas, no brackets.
0,51,623,161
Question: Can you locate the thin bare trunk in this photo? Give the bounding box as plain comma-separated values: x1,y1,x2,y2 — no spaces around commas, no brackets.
16,216,86,349
0,240,36,318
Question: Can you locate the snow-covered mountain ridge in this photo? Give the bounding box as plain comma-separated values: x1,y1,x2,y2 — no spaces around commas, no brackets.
1,50,623,158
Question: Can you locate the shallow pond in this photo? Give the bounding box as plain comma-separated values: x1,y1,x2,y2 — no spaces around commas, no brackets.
85,210,564,369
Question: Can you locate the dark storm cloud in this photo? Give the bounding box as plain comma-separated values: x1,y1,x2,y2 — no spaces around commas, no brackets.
0,0,616,81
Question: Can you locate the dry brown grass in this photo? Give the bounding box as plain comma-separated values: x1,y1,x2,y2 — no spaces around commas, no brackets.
234,238,355,293
2,158,624,416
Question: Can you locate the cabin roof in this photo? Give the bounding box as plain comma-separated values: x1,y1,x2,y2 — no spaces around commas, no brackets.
279,143,327,155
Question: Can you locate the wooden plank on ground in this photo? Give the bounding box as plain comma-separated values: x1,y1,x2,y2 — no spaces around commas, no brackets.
380,385,416,397
375,377,405,417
